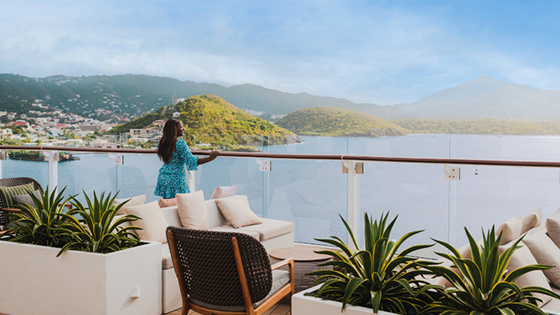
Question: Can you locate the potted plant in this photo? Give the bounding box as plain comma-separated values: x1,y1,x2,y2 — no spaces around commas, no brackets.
421,227,560,315
58,190,141,255
3,187,74,247
0,188,162,315
292,212,440,315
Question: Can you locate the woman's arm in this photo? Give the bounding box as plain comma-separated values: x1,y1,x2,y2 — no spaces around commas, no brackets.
197,150,219,165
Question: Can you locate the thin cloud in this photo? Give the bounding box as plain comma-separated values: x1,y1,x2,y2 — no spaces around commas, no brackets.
1,0,560,104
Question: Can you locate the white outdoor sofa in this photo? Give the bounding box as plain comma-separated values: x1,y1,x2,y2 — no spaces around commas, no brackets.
157,195,294,313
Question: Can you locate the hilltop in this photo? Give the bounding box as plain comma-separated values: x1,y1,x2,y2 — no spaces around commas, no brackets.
276,107,409,137
111,95,300,148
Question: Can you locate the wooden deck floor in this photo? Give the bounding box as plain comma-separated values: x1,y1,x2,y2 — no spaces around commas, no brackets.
168,301,291,315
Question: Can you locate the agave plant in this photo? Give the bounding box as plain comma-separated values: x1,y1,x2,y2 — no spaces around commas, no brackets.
5,187,75,248
307,212,440,314
421,227,560,315
57,191,141,256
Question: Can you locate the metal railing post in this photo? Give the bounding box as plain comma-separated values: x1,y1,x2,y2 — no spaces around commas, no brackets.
44,151,59,193
344,160,360,247
188,170,195,193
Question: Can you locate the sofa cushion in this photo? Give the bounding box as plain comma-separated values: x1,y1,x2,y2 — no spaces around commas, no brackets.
496,216,522,245
239,218,294,242
546,209,560,248
211,186,237,199
158,198,177,208
208,225,260,240
176,190,208,230
499,241,552,307
162,244,174,270
114,194,146,215
216,198,262,228
125,201,168,243
521,208,542,234
206,196,246,228
522,229,560,289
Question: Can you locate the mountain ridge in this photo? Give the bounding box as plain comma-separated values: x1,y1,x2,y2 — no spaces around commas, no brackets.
2,73,560,122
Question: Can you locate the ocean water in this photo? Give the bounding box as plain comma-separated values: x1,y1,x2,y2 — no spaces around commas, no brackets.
4,134,560,250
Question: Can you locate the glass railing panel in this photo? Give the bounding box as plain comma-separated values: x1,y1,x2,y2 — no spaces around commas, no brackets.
1,150,49,189
116,153,161,203
358,161,450,258
263,135,349,244
194,156,265,215
349,135,453,258
267,158,348,245
58,153,118,203
453,164,560,247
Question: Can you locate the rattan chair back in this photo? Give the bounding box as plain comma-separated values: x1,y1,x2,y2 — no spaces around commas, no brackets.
166,226,273,308
0,177,43,208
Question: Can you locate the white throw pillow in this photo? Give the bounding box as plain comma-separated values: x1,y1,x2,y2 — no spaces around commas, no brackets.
210,186,237,199
496,216,522,245
522,229,560,289
499,241,552,307
546,208,560,248
113,194,146,215
176,190,209,230
125,201,168,243
215,198,262,228
521,208,542,234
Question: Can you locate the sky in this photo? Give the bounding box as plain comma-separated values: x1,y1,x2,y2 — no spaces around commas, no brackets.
2,0,560,105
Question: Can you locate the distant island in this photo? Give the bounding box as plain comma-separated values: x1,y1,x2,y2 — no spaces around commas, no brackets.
276,107,560,137
9,151,79,162
276,107,409,137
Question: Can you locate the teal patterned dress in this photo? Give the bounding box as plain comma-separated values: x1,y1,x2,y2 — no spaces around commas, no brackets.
154,139,198,198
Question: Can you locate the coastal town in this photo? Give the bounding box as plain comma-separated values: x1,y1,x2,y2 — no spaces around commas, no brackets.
0,97,283,150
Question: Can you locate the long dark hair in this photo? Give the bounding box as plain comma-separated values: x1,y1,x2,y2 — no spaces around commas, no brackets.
157,119,181,163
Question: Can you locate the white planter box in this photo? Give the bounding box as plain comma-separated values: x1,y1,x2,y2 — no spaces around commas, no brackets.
0,240,162,315
292,285,397,315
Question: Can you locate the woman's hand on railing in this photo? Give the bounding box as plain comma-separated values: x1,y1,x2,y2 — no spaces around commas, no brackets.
197,150,219,165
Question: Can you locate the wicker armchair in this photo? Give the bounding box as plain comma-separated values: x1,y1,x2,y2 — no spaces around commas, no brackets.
166,226,294,315
0,177,44,231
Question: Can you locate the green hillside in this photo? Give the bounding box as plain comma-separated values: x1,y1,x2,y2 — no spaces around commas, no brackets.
110,95,299,148
392,118,560,135
275,107,410,137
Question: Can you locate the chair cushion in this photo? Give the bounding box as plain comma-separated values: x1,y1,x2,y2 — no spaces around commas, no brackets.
216,198,262,228
496,216,523,245
14,190,41,208
190,269,290,312
239,218,294,242
125,201,168,243
522,229,560,289
499,240,552,307
211,186,237,199
113,194,146,215
176,190,208,230
209,225,260,240
521,208,542,234
0,182,35,207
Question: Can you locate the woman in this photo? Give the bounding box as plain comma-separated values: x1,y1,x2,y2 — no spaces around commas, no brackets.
154,119,218,199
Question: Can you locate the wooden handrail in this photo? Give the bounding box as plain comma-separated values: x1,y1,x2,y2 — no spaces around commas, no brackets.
2,145,560,168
